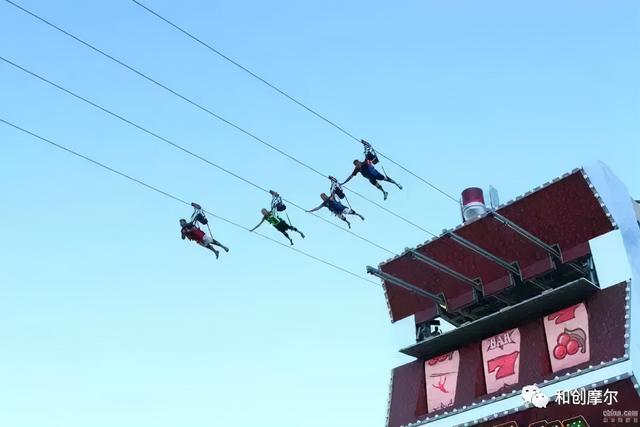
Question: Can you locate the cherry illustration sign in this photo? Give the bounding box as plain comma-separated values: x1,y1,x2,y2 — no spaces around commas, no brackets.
424,350,460,413
419,301,594,412
482,328,521,393
543,303,590,372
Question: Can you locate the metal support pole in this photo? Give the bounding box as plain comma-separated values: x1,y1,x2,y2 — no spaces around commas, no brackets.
489,211,588,275
447,232,550,291
366,266,446,306
408,250,482,292
489,211,562,259
446,232,521,276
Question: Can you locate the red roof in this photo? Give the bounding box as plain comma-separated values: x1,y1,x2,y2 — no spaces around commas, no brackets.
379,169,614,322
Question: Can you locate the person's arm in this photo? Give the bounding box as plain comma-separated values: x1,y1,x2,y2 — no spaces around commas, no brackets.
307,202,324,213
249,217,266,232
341,167,358,185
181,229,187,240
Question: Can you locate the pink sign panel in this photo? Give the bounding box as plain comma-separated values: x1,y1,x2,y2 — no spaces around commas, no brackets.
543,302,590,373
424,351,460,413
481,328,521,394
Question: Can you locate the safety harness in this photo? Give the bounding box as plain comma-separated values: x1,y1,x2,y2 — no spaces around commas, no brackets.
270,192,294,227
190,202,213,237
361,139,389,178
361,139,379,164
329,176,352,209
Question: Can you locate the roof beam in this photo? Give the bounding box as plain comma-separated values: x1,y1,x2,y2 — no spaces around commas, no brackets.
446,232,520,276
489,211,588,276
407,250,482,292
489,211,562,259
366,266,446,306
447,232,550,291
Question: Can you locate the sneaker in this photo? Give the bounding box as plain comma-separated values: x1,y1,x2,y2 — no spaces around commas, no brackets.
213,249,220,259
300,232,305,239
383,191,388,200
223,246,230,252
397,183,403,190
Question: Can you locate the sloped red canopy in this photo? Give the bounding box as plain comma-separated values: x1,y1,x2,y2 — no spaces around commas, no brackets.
380,169,614,323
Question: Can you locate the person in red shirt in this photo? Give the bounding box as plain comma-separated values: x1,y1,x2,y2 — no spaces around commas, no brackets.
179,218,229,258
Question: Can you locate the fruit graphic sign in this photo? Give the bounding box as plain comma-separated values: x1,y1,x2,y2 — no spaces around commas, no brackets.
543,303,590,373
481,328,521,393
424,350,460,413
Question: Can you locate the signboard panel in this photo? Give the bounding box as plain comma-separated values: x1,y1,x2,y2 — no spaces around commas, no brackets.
543,303,590,373
386,283,627,427
482,328,521,393
425,351,460,413
475,379,640,427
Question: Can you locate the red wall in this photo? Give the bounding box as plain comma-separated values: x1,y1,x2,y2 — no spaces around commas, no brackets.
476,378,640,427
387,282,627,427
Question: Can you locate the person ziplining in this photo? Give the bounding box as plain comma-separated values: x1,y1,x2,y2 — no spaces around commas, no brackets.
250,191,305,245
307,192,364,229
341,140,402,200
179,202,229,258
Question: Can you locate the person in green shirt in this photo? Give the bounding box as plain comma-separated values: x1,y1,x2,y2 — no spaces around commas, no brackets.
250,208,305,245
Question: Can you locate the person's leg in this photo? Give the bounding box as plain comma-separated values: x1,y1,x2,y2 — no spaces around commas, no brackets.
288,224,305,238
370,178,388,200
280,229,294,245
276,223,294,245
210,238,229,252
344,207,364,221
384,175,402,190
198,234,220,259
199,241,219,258
206,244,220,258
337,213,351,228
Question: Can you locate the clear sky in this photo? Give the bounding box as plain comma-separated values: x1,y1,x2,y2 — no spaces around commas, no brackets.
0,1,638,427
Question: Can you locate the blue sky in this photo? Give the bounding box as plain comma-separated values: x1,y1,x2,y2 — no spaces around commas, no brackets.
0,1,638,426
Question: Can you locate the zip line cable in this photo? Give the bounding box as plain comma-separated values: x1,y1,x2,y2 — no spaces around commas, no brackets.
370,152,460,203
3,0,435,236
2,0,323,174
0,117,382,287
130,0,460,204
131,0,361,142
0,56,397,254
